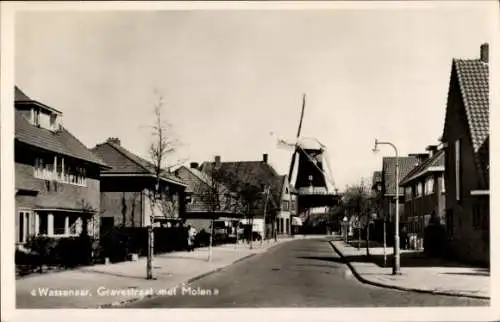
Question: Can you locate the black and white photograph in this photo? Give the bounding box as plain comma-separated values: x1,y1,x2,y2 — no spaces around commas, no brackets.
1,1,498,321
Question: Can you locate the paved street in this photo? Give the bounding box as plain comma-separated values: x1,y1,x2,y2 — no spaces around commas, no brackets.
124,237,489,308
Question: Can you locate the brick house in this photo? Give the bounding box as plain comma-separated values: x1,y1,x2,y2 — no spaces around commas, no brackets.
200,154,282,238
399,146,445,249
91,138,187,231
379,156,421,223
15,87,109,245
441,44,489,265
174,162,242,232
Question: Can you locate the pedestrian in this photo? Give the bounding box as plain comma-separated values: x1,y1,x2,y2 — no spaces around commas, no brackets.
187,225,197,252
401,226,409,250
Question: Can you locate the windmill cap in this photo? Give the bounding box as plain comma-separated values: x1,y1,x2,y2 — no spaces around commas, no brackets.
297,137,325,150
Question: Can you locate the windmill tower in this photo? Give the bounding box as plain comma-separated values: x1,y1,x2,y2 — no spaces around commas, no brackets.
278,94,340,223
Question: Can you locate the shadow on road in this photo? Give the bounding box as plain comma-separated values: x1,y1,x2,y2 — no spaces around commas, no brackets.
441,271,490,277
296,256,345,264
339,253,489,270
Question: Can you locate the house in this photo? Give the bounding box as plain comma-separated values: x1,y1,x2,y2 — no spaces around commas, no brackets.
91,138,187,231
276,174,297,236
200,154,282,238
399,146,445,250
441,43,489,265
15,86,109,245
379,155,421,223
174,162,242,232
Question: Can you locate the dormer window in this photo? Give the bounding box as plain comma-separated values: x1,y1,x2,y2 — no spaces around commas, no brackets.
50,114,58,130
32,108,40,126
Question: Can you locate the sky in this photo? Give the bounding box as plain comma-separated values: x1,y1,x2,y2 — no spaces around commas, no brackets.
13,2,496,191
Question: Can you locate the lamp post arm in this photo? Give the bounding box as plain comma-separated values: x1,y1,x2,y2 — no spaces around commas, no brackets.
375,141,399,157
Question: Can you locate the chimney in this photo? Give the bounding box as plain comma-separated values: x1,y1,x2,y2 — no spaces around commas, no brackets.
480,43,489,63
262,153,268,163
214,155,221,168
426,145,438,157
190,162,199,169
409,153,430,164
107,137,121,146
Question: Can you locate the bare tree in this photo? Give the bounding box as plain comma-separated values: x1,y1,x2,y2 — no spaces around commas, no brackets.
145,93,180,280
342,178,372,249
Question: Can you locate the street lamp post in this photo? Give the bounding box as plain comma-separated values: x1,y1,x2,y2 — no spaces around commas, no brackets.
372,139,401,275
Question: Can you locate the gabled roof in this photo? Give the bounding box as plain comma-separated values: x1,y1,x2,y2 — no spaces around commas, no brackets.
399,150,444,186
15,86,62,114
442,56,489,188
92,141,186,186
15,104,108,168
15,86,31,101
201,160,282,209
382,156,419,196
453,59,489,153
175,165,237,213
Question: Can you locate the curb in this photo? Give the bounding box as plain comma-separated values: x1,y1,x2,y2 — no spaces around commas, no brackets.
328,241,490,300
97,252,258,308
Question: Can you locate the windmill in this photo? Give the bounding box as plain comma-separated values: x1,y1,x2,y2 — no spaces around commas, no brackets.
276,94,341,226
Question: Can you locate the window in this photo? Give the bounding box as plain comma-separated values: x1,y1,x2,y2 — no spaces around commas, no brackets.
50,114,59,131
39,214,48,235
290,199,296,211
18,211,32,243
405,187,412,201
455,139,461,201
34,155,87,186
416,183,423,198
32,108,40,126
282,200,290,211
53,215,66,235
424,177,434,195
440,176,446,193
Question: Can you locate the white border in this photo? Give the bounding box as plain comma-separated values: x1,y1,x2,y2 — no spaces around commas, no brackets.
2,1,499,322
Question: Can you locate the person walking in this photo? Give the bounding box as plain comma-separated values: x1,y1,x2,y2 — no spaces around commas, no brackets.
187,225,197,252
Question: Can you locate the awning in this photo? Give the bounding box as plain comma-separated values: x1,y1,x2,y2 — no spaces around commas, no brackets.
292,217,303,226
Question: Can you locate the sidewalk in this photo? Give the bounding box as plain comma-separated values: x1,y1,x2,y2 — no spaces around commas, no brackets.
330,240,490,299
16,237,294,308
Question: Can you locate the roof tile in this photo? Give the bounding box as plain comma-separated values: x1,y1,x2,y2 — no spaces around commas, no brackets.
454,59,489,153
15,112,107,167
382,156,419,195
400,150,444,186
92,142,185,185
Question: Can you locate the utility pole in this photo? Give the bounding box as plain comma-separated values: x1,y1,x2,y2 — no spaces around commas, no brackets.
366,215,370,257
372,139,401,275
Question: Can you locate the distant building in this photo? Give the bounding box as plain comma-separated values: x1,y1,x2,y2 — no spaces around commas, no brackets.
92,138,187,231
15,87,108,245
200,154,282,238
175,163,241,232
276,174,297,236
399,146,445,249
441,44,489,265
379,156,421,223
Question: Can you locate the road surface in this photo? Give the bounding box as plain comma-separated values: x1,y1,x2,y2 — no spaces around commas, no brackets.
124,237,488,308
